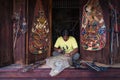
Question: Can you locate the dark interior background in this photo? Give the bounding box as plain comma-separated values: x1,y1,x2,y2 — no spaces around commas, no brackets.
52,8,80,46
52,0,85,52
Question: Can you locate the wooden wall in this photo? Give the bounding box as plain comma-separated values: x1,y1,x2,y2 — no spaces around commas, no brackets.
0,0,13,67
0,0,120,67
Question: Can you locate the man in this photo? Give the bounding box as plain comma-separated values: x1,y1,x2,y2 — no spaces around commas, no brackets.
53,29,80,65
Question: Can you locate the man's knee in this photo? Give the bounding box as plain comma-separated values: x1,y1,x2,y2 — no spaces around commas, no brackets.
72,53,80,61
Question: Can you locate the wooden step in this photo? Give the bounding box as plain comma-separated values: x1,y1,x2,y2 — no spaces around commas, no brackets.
0,68,120,80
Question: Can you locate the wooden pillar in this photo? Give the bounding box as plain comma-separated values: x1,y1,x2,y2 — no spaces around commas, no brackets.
48,0,52,57
13,0,26,65
25,0,29,65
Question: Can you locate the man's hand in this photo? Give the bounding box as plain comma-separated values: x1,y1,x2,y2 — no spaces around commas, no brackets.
64,53,71,57
58,49,63,53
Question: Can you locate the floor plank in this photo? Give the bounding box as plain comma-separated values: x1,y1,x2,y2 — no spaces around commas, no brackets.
0,68,120,80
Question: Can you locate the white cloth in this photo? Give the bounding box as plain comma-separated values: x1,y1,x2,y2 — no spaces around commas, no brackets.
46,54,72,76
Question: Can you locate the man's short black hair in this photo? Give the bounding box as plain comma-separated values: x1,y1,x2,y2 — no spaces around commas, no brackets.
61,29,70,37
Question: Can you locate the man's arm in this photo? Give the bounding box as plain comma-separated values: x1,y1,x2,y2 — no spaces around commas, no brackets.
70,48,78,55
65,48,78,57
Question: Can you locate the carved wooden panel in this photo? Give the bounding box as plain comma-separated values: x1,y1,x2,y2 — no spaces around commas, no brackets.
81,0,106,51
28,0,50,63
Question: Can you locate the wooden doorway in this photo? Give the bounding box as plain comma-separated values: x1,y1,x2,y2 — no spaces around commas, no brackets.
52,0,80,53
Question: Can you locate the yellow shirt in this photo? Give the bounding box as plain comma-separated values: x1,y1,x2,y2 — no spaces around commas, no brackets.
54,36,78,53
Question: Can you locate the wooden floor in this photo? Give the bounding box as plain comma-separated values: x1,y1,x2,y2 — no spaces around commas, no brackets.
0,67,120,80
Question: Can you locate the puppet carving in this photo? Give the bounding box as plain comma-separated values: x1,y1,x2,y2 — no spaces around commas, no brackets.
29,11,49,54
81,0,106,51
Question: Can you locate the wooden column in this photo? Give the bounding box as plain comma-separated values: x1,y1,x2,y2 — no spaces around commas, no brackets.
13,0,26,65
48,0,52,57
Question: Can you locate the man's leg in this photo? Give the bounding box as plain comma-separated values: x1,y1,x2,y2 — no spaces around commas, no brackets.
72,53,80,61
72,53,80,67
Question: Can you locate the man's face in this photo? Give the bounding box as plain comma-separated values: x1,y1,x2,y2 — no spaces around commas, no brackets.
63,36,69,41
